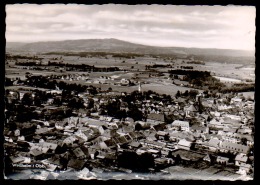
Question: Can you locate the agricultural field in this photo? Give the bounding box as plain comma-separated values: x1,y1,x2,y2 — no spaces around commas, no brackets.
6,52,255,97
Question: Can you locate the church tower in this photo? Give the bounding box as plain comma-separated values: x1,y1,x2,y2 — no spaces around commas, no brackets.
138,82,142,93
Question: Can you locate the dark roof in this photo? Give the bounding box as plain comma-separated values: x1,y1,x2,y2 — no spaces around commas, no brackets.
124,134,132,142
115,136,128,144
152,123,166,131
80,146,90,157
105,152,117,160
104,139,117,147
171,149,205,161
147,113,165,122
191,125,207,132
67,159,86,170
73,148,86,158
135,131,145,139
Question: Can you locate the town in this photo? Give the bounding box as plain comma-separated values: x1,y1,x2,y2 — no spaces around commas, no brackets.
4,51,254,180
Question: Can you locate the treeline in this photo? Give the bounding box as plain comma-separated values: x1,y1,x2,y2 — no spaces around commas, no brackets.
43,51,144,58
191,55,255,64
186,61,205,65
220,83,255,93
169,69,211,79
15,61,120,72
180,66,193,69
169,69,225,90
15,61,38,66
112,53,144,58
6,54,43,60
43,51,109,57
146,64,172,69
24,75,98,94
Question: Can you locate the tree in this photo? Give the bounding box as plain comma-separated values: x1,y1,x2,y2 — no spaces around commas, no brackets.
87,98,94,109
117,151,138,169
175,90,181,98
189,90,199,98
174,154,181,164
127,106,143,121
241,138,248,146
137,152,155,170
34,96,42,107
183,90,189,97
22,93,33,106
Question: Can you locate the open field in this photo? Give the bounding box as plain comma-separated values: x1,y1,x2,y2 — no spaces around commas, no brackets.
6,52,255,98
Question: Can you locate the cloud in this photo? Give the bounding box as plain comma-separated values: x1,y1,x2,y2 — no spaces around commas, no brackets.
6,4,255,50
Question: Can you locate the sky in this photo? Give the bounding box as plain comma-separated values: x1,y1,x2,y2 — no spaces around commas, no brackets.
6,4,255,51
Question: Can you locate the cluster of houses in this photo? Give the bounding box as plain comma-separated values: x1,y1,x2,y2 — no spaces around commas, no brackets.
4,82,254,179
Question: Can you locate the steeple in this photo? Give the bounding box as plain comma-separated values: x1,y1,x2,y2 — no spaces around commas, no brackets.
138,82,142,93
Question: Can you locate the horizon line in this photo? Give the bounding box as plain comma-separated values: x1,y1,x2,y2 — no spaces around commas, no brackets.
6,38,255,52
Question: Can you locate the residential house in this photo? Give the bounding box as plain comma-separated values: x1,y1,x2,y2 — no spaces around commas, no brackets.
154,158,174,168
128,141,142,149
147,113,165,123
177,139,192,150
135,121,151,131
216,156,229,165
224,114,242,121
237,163,252,175
231,97,243,104
155,131,169,140
120,102,129,111
171,149,205,162
203,154,212,163
169,131,195,142
209,118,224,129
202,138,220,152
184,104,198,117
142,129,157,141
235,153,248,166
73,147,87,159
104,139,117,149
141,140,166,149
237,127,253,135
190,125,209,134
147,148,161,158
67,159,86,170
151,123,166,132
171,120,190,131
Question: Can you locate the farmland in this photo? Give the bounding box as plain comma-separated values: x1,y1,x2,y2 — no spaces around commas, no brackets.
5,51,255,97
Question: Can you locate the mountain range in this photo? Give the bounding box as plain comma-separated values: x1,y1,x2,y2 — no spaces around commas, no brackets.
6,38,255,58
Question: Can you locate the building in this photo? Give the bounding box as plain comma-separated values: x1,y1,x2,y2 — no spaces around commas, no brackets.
190,125,209,134
216,156,229,165
202,138,220,152
147,113,165,123
172,120,190,131
177,139,192,150
219,141,250,154
235,153,248,166
237,163,252,175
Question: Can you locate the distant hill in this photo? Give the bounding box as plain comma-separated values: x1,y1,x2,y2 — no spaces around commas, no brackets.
6,38,255,59
6,42,29,49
